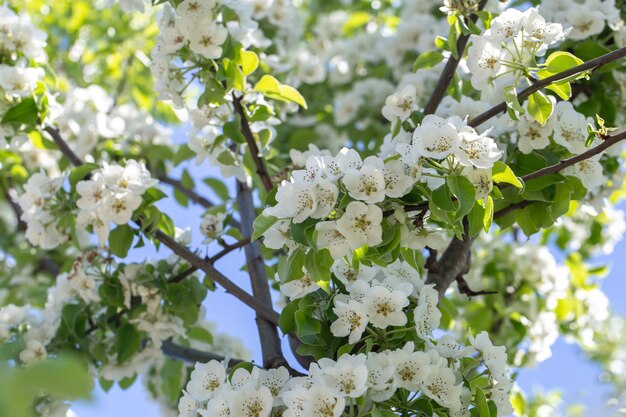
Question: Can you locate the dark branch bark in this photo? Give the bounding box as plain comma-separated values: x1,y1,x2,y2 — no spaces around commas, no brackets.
425,233,474,299
1,184,27,232
161,340,244,366
469,46,626,128
158,175,217,209
154,230,280,325
158,175,241,229
236,181,287,369
493,199,535,219
422,0,488,115
520,130,626,183
455,275,497,297
232,94,273,192
168,238,251,284
43,126,84,166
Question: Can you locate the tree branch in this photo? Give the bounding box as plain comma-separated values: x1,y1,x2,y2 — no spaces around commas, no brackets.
161,340,245,366
232,94,273,192
455,275,497,297
422,0,488,115
157,175,217,209
1,183,27,232
168,238,251,284
236,181,287,369
157,174,241,229
469,46,626,128
520,130,626,183
153,230,280,325
425,229,474,299
43,126,84,166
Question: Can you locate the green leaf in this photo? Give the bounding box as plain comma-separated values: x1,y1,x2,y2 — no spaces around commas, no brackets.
492,161,522,188
239,49,259,76
549,183,572,218
474,387,491,417
278,248,305,283
188,326,214,345
252,214,278,241
305,249,333,283
203,177,230,201
279,299,299,333
546,81,571,100
254,75,307,109
69,163,99,192
503,86,525,115
413,51,444,71
295,310,320,337
173,144,196,166
516,204,539,236
527,91,553,126
545,51,584,73
117,323,141,364
1,97,38,126
143,187,167,206
446,175,476,219
108,225,134,258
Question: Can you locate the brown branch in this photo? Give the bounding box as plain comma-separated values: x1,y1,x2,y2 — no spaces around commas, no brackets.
1,184,27,232
236,181,287,369
44,125,280,325
455,275,497,297
232,94,273,192
153,230,280,325
469,46,626,128
168,238,251,284
422,0,488,115
158,175,241,230
158,175,217,209
425,232,474,299
161,340,245,366
493,199,535,219
43,126,84,166
520,130,626,183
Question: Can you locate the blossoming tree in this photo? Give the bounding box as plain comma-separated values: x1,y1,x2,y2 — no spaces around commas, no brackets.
2,0,626,416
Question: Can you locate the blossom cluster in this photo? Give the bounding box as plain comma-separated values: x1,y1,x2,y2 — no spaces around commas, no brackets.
541,0,622,40
0,4,46,99
18,173,67,249
466,7,568,95
262,113,501,259
179,330,513,417
55,85,172,158
75,160,157,246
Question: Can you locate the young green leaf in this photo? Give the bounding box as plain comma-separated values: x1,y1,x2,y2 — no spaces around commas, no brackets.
413,51,444,71
492,161,523,188
252,214,278,241
527,91,553,126
254,75,308,109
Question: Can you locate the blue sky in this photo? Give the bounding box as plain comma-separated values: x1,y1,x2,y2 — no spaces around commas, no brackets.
70,139,626,416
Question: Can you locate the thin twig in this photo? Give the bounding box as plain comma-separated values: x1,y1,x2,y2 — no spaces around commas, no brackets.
455,275,497,297
1,184,27,231
158,174,241,229
493,199,535,219
469,46,626,128
422,0,488,115
232,94,273,192
520,130,626,183
43,126,84,166
168,238,251,284
158,175,216,208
